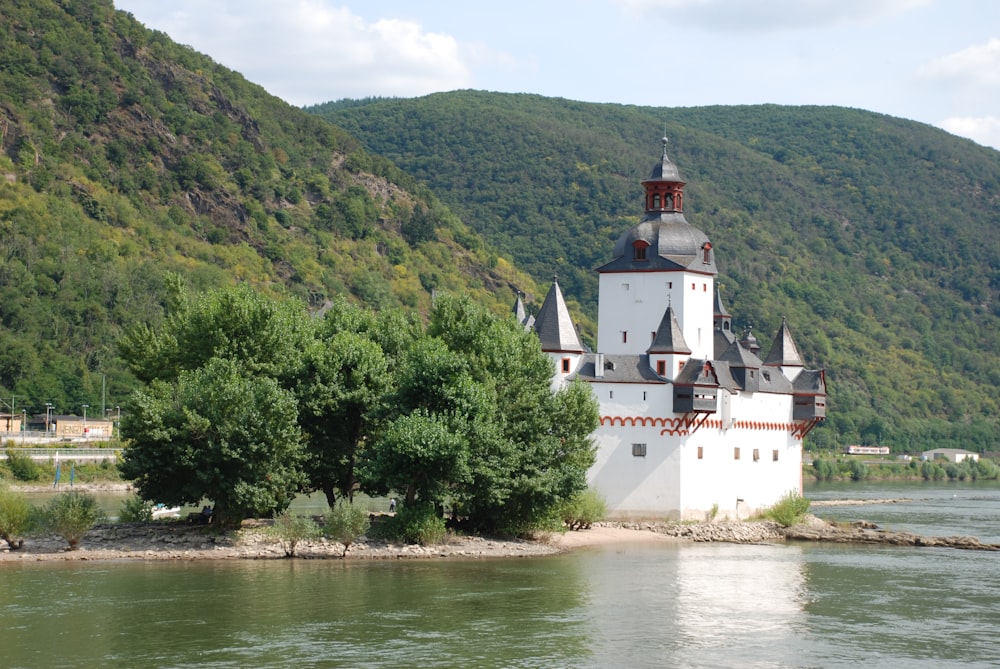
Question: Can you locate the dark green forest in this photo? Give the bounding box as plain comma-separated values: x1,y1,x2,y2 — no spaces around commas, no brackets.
0,1,536,419
312,92,1000,453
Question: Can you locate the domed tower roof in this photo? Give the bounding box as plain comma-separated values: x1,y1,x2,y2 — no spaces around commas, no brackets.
598,137,717,275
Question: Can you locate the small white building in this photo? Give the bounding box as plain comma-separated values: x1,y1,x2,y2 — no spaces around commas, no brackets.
526,139,827,521
922,448,979,464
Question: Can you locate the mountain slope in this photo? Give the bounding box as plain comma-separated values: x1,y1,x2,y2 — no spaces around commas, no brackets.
314,92,1000,451
0,1,536,416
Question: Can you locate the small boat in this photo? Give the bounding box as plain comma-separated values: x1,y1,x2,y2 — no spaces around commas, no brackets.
151,503,181,519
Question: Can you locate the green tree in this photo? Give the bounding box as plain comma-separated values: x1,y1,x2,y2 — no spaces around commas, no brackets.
119,357,305,525
296,329,390,507
364,294,600,534
364,410,470,505
119,283,311,385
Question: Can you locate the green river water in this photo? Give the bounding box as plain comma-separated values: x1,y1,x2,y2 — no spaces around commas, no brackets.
3,480,999,668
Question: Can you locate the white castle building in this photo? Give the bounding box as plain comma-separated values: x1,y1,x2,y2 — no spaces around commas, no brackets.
520,139,827,521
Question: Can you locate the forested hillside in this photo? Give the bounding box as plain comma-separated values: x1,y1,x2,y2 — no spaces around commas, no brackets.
313,92,1000,452
0,2,535,416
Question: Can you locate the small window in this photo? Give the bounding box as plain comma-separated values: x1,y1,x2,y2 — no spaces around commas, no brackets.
753,448,760,462
609,390,614,399
656,360,666,375
703,283,708,292
667,282,673,289
561,358,570,373
703,242,712,264
633,240,649,261
665,194,674,209
632,443,647,457
772,450,779,462
734,447,741,460
697,446,704,460
642,391,647,401
652,194,661,209
651,331,656,342
622,331,628,344
691,283,696,290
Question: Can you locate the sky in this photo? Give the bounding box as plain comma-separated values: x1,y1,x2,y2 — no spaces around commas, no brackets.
113,0,1000,150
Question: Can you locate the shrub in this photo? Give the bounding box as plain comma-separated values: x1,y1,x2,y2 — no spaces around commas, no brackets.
560,488,607,531
118,496,154,523
5,449,41,482
762,491,811,527
270,511,322,557
42,492,106,550
375,502,446,546
324,503,371,557
0,487,32,549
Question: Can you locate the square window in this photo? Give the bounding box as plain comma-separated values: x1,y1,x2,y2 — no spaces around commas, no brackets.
632,443,647,457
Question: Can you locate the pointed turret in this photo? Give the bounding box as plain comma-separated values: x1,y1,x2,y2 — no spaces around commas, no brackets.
534,278,584,353
764,318,803,367
713,288,736,357
648,305,691,354
647,304,691,379
512,293,535,331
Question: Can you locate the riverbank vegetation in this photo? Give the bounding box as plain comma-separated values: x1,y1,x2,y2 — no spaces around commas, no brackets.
808,455,1000,482
117,284,600,534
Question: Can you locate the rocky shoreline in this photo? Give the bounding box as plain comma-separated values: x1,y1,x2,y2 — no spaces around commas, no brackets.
4,512,996,564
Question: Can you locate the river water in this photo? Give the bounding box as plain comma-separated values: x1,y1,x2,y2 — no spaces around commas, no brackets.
3,481,999,668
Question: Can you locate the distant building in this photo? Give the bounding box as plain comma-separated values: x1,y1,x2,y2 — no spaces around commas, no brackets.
922,448,978,464
27,414,115,439
845,445,890,455
529,139,827,521
0,414,23,433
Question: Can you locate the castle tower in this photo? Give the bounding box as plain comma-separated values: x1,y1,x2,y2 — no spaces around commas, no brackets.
533,278,584,388
596,138,717,357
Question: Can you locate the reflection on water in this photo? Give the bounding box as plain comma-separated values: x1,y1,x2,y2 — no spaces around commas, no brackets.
5,481,1000,668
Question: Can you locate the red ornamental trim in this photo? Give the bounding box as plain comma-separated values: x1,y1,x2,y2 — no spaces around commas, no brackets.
604,416,795,432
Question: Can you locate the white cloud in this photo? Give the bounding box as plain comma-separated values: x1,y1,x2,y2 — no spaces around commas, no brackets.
614,0,928,31
919,38,1000,87
938,116,1000,151
121,1,474,105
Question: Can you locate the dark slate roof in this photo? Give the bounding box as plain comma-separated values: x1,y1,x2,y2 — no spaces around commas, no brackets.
714,327,736,359
512,295,535,331
793,369,827,395
648,305,691,354
713,287,732,318
757,366,795,394
571,354,666,383
534,279,584,352
645,137,683,182
597,213,717,274
718,338,763,368
764,318,804,367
